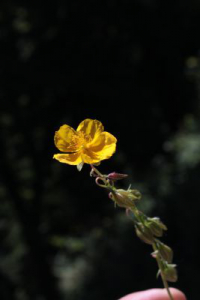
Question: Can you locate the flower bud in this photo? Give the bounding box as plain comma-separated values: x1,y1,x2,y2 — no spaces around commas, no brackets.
109,188,141,209
116,189,141,201
109,191,134,209
146,217,167,238
128,189,142,200
163,264,178,282
157,241,173,263
135,223,154,245
152,217,167,230
107,172,128,181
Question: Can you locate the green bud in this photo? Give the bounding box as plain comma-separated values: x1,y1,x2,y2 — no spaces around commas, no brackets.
163,264,178,282
109,191,134,209
147,222,163,237
116,189,141,201
109,188,141,209
128,189,142,200
151,217,167,230
145,217,167,238
135,223,154,245
157,241,173,263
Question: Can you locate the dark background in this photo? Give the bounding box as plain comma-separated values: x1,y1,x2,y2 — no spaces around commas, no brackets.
0,1,200,299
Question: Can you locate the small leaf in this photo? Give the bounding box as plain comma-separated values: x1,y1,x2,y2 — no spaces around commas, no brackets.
77,162,84,171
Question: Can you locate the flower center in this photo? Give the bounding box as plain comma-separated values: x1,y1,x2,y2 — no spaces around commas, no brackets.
72,132,92,150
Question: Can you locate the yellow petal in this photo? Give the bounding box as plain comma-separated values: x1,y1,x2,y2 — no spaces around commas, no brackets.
76,119,104,141
53,152,82,165
90,132,117,157
82,132,117,163
54,125,80,152
81,150,102,164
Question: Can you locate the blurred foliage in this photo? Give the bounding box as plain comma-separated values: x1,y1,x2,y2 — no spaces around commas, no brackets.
1,1,200,300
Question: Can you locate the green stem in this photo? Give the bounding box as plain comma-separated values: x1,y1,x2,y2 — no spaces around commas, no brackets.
131,208,174,300
153,243,174,300
90,165,174,300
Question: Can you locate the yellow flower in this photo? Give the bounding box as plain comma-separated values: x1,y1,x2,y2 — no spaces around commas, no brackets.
53,119,117,168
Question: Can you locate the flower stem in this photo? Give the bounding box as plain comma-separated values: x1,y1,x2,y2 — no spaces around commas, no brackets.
90,165,175,300
90,165,104,177
90,165,112,189
152,243,174,300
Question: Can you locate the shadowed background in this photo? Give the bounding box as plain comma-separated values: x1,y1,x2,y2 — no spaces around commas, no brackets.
0,1,199,299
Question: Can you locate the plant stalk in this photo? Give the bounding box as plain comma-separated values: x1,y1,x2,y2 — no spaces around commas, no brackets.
90,165,175,300
152,243,174,300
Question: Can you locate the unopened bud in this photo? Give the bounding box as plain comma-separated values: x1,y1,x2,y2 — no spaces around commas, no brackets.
128,189,142,200
157,242,173,263
109,191,134,209
135,223,154,245
163,264,178,282
109,188,141,209
107,172,128,181
152,217,167,230
145,217,167,238
115,189,141,201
